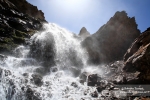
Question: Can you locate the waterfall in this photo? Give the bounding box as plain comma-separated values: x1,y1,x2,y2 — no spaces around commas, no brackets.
0,23,101,100
29,23,88,76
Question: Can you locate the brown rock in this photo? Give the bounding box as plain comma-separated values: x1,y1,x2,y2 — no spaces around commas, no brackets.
82,11,140,64
123,28,150,83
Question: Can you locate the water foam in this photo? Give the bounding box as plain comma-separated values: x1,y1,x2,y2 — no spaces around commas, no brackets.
0,23,100,100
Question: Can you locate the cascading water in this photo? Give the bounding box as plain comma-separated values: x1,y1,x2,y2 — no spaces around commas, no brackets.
0,23,103,100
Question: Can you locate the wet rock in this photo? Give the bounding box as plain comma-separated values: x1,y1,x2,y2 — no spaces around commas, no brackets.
26,88,34,99
82,11,140,65
71,82,78,88
4,69,11,76
68,66,81,77
20,59,37,66
50,67,58,72
34,67,51,75
0,54,7,65
91,91,98,98
26,87,41,100
0,54,7,60
96,86,106,93
31,74,43,86
0,67,3,77
79,72,88,83
87,74,101,86
22,73,29,78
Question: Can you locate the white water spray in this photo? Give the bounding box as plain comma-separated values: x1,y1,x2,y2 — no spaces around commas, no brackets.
0,23,103,100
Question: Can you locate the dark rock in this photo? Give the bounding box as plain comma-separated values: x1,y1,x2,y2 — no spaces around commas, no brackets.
79,72,88,83
96,86,106,93
68,66,81,77
26,87,41,100
0,67,3,77
34,67,48,75
22,73,29,78
91,91,98,98
0,0,44,54
0,54,7,64
4,69,11,76
50,67,58,72
87,74,101,86
82,11,140,65
7,0,46,22
123,28,150,83
79,27,90,39
71,82,78,88
31,74,43,86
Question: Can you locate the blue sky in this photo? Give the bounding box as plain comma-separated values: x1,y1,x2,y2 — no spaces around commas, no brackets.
27,0,150,34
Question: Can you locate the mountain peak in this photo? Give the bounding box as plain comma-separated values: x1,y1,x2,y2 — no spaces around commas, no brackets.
79,27,90,38
82,11,140,64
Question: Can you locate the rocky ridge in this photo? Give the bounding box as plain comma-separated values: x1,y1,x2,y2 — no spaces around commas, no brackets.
0,0,45,54
7,0,46,22
82,11,140,64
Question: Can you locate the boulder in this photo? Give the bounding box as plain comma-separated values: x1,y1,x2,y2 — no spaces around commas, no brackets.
87,74,101,86
26,87,41,100
31,74,43,86
91,91,98,98
82,11,140,65
123,27,150,83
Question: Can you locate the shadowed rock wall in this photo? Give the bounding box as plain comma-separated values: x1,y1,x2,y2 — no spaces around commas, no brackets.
82,11,140,65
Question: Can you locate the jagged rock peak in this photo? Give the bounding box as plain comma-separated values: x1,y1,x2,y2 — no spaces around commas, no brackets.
79,27,90,38
82,11,140,64
114,11,127,18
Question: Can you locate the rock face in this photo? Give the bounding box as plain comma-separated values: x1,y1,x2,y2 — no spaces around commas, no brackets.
82,11,140,64
0,0,44,54
123,27,150,83
8,0,46,21
79,27,90,39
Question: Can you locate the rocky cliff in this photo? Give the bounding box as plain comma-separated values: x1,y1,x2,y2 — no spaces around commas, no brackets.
82,11,140,65
8,0,46,22
0,0,45,54
123,27,150,83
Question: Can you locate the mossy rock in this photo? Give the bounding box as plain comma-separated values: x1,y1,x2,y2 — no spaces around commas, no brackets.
0,43,16,53
15,30,28,37
0,37,13,43
12,36,25,44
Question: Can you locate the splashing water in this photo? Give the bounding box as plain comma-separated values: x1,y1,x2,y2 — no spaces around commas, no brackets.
0,23,102,100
